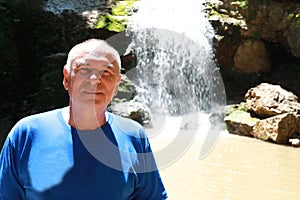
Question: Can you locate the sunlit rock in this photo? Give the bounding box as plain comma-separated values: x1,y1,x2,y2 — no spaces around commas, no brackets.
225,83,300,146
224,110,259,137
253,113,299,144
289,138,300,147
108,101,151,126
245,83,300,117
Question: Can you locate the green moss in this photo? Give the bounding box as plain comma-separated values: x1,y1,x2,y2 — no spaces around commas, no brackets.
95,14,127,32
225,110,260,133
95,0,137,32
225,103,249,116
259,134,270,141
111,0,136,16
95,16,107,29
288,13,300,29
107,14,127,32
231,0,248,9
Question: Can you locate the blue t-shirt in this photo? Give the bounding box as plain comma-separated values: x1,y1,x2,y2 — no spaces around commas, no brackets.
0,108,167,199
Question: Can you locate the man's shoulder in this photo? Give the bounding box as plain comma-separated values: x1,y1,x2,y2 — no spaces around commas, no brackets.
9,108,63,136
6,108,64,146
18,108,62,125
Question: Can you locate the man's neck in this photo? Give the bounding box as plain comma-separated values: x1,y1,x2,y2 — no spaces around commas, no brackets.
63,106,107,130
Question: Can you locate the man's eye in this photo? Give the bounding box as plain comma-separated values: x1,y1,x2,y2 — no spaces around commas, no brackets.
77,68,91,74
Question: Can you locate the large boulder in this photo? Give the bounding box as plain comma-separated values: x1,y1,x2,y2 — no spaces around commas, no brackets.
245,83,300,117
253,113,299,144
233,39,271,73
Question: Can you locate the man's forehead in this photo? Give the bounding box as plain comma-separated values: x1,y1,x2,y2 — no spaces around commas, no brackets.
73,52,116,65
74,58,113,67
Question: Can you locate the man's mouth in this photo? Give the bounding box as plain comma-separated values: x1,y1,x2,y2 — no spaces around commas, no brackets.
82,91,102,95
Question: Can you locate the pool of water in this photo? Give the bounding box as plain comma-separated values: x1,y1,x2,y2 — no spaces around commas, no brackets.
149,130,300,200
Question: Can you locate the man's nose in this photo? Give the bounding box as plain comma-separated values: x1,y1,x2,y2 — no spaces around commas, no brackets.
88,71,101,84
89,73,98,80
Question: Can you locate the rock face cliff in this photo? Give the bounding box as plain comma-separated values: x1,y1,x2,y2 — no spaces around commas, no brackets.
206,0,300,103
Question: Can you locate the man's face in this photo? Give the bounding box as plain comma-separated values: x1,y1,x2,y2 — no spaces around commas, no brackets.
63,58,121,109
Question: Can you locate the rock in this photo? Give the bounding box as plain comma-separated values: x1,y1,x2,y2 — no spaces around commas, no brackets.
287,25,300,58
108,101,151,126
233,39,271,73
44,0,109,15
289,133,300,147
289,138,300,147
224,110,260,137
245,83,300,117
224,83,300,147
253,113,299,144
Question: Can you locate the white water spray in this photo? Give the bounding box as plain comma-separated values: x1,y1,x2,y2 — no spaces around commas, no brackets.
125,0,227,161
126,0,225,115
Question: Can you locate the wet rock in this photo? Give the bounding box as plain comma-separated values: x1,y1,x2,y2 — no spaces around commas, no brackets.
253,113,299,144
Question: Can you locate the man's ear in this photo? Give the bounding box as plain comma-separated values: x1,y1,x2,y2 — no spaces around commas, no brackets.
63,68,69,91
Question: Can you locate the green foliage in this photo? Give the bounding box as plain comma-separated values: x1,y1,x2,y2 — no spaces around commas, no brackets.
95,15,107,29
95,14,127,32
95,0,137,32
231,0,248,9
111,0,136,16
109,75,136,107
118,76,135,93
288,13,300,29
225,103,249,116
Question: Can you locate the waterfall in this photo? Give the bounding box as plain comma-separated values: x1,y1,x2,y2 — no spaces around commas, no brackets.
123,0,227,161
123,0,226,116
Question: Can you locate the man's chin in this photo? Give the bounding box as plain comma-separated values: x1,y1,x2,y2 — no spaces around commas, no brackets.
80,98,108,107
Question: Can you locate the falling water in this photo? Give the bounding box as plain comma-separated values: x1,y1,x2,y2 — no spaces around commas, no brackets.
126,0,226,116
118,0,227,167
